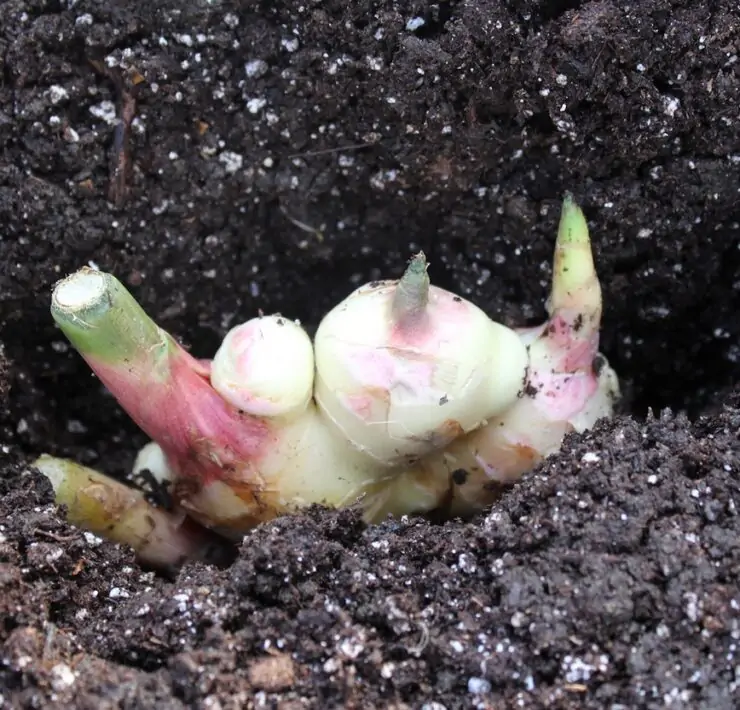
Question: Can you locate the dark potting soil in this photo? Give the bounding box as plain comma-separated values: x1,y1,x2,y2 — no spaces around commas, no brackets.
1,1,739,708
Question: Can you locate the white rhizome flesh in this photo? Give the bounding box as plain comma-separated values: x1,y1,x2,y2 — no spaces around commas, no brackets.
34,195,619,568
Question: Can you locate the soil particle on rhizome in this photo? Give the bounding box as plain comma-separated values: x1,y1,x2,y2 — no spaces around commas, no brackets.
1,1,739,709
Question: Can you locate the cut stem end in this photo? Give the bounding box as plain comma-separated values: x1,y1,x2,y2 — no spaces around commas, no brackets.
53,268,108,312
50,267,164,365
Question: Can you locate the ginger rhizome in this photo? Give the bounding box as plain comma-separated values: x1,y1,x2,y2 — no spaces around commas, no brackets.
34,195,620,567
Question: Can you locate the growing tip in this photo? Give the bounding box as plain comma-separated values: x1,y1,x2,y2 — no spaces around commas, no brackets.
557,192,592,252
547,194,601,319
391,251,430,325
558,192,587,243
